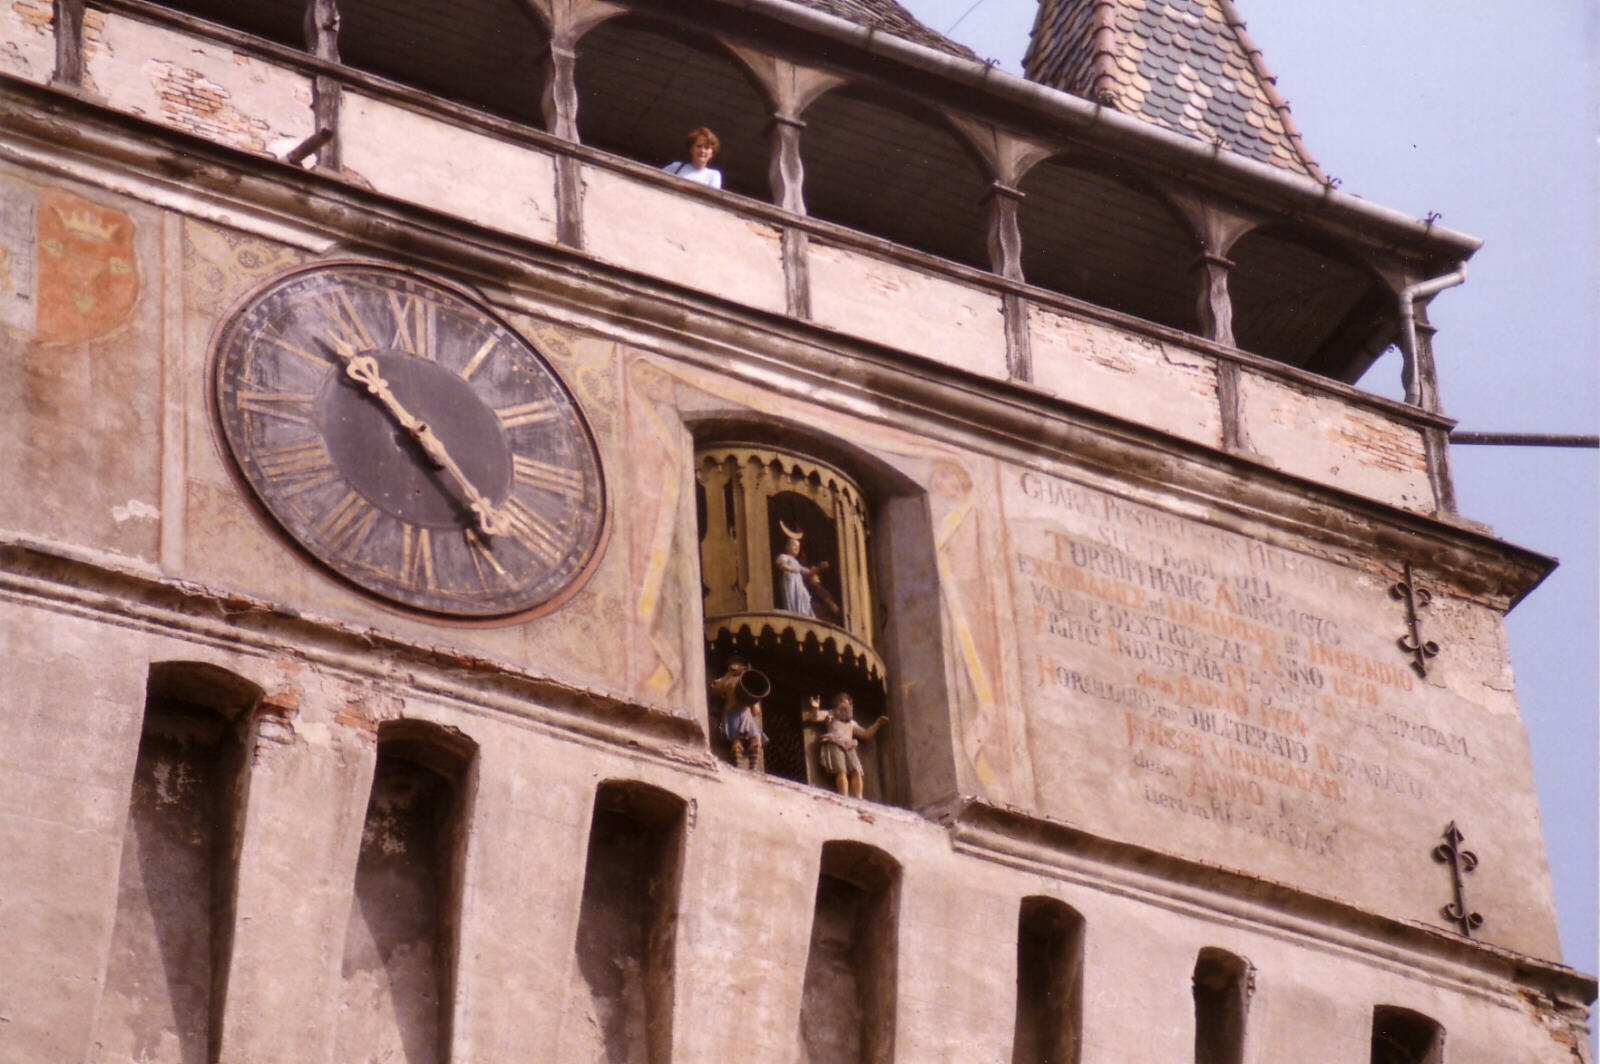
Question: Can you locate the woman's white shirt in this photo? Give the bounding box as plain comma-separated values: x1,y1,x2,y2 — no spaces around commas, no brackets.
663,161,722,189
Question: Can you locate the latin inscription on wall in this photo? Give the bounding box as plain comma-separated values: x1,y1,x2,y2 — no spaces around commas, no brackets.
1004,466,1491,897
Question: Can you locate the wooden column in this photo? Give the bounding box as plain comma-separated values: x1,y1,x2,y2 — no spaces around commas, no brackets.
1165,189,1259,455
531,0,623,250
722,45,847,321
1412,314,1457,514
1191,250,1236,347
302,0,342,172
51,0,86,88
945,116,1055,384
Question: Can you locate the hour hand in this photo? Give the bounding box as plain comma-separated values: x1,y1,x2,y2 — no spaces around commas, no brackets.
341,354,504,536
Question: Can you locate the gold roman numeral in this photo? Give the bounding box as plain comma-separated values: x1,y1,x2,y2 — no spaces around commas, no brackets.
318,490,378,553
500,496,565,566
236,390,316,424
257,438,338,493
495,399,559,430
513,455,585,499
459,334,500,380
463,528,510,591
259,326,330,368
316,291,376,355
399,524,435,589
387,291,436,356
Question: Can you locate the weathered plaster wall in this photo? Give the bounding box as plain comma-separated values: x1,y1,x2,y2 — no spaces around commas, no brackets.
0,0,56,84
581,166,788,316
0,602,1583,1062
1239,370,1433,510
343,92,561,246
0,170,164,563
88,13,314,156
0,122,1585,1064
808,239,1010,379
1028,302,1224,448
996,461,1560,957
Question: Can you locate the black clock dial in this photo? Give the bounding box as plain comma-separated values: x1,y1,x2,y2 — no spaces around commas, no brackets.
212,262,607,619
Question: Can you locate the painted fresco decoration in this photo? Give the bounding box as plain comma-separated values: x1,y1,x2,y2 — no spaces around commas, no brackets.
212,262,607,619
0,184,138,343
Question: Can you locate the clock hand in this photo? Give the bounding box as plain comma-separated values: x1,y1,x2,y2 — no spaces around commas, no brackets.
339,351,505,536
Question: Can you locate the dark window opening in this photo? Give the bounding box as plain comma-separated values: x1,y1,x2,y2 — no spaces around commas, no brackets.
1192,947,1251,1064
801,841,901,1064
1371,1005,1444,1064
1012,896,1085,1064
570,781,688,1064
336,721,475,1064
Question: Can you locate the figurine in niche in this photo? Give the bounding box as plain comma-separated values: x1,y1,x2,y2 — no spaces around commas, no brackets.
662,126,722,189
776,521,828,618
710,656,771,773
804,692,887,799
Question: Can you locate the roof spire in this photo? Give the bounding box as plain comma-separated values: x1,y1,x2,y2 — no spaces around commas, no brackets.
1024,0,1325,180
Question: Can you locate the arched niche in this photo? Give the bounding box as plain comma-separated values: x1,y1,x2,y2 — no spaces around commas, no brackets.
690,415,953,810
1228,224,1396,378
336,718,478,1064
799,85,992,269
1017,155,1199,334
574,15,771,199
338,0,550,124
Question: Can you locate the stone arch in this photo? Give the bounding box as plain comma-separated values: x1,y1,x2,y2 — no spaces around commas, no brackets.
797,83,993,269
1192,946,1252,1064
1018,153,1201,333
573,13,772,198
568,779,688,1064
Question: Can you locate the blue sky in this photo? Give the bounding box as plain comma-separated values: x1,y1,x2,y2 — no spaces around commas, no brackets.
899,0,1598,981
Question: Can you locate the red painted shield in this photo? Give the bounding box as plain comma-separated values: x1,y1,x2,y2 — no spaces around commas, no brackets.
35,188,139,343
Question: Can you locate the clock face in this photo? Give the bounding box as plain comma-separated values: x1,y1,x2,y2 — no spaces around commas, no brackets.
212,262,606,619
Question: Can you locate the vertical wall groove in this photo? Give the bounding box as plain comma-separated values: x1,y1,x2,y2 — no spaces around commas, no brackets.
95,662,261,1064
566,780,688,1064
336,721,476,1064
800,841,900,1064
1012,896,1084,1064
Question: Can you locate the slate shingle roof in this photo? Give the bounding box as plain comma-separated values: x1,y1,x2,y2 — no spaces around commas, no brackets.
793,0,978,59
1023,0,1324,180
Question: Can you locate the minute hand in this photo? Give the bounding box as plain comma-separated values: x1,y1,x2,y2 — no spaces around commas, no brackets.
342,353,505,535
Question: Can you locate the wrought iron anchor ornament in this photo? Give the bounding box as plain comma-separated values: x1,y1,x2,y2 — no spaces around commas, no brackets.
1391,563,1440,677
1432,821,1484,937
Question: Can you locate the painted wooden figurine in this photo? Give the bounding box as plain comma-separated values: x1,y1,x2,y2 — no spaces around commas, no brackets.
804,692,887,798
776,521,828,617
710,656,770,773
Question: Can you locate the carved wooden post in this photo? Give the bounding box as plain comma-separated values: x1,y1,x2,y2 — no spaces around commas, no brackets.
1412,311,1457,513
530,0,623,250
767,113,806,214
722,45,845,321
303,0,342,172
984,182,1025,283
944,117,1055,384
1191,251,1235,347
1165,190,1259,454
51,0,86,88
